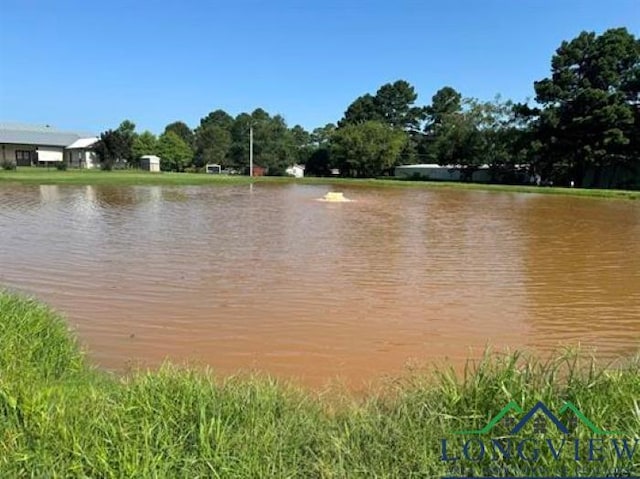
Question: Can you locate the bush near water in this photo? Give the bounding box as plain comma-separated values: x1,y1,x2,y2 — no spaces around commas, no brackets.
0,291,638,477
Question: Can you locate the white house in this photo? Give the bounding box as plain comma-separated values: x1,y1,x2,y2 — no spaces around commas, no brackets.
66,137,100,168
286,164,305,178
0,123,98,168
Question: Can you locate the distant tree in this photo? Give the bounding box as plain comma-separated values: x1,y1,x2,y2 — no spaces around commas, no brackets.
340,80,425,131
427,99,486,180
530,28,640,186
290,125,311,148
199,109,234,131
117,120,136,138
289,124,313,165
228,113,253,171
330,121,407,177
424,87,463,135
195,124,232,168
252,113,295,175
420,87,464,165
226,109,302,174
131,131,158,166
374,80,425,131
94,127,133,171
304,147,332,176
340,94,381,126
157,131,193,172
428,96,531,182
164,121,194,148
116,120,136,165
481,98,532,183
311,123,336,145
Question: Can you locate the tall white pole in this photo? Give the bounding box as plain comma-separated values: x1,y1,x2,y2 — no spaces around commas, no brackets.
249,125,253,177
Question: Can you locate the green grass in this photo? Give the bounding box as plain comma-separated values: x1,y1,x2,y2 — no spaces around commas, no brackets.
0,291,638,477
0,168,256,186
1,167,639,200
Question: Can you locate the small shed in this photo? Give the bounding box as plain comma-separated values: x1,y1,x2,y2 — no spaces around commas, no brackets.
249,165,267,176
286,164,305,178
206,163,221,174
140,155,161,172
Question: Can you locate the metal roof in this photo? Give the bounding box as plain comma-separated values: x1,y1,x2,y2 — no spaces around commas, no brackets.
66,137,99,149
0,123,95,147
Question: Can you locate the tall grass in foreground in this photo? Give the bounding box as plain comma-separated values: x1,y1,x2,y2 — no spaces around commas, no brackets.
0,291,638,477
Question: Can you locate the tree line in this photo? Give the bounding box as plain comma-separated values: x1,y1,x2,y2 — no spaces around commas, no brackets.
96,28,640,188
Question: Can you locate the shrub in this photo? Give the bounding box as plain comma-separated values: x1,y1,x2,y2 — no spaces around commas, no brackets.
1,160,17,171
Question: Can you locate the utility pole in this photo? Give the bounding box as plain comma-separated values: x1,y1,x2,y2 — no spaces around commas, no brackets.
249,125,253,177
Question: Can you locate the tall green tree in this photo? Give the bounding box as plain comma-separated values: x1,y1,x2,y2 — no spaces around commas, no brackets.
311,123,336,145
157,131,193,172
195,124,232,168
289,124,313,165
481,98,532,182
194,109,235,168
164,121,194,148
427,99,486,180
340,94,381,126
330,121,407,177
226,109,303,175
305,148,332,176
305,123,336,176
117,120,136,139
94,122,135,170
131,131,158,166
251,112,295,175
228,113,253,171
115,120,137,166
424,87,463,135
199,109,234,131
420,88,531,182
374,80,425,131
531,28,640,186
339,80,425,131
290,125,310,148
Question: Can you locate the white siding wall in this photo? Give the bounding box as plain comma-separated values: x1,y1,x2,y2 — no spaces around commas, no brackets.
66,149,99,168
85,150,99,169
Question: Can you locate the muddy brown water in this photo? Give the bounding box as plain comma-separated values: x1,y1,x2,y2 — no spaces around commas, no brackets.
0,183,638,388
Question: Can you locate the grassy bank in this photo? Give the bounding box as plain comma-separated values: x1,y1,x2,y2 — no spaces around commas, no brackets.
0,292,638,477
1,167,639,200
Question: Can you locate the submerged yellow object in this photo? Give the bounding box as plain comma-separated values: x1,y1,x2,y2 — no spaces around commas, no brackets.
319,192,351,202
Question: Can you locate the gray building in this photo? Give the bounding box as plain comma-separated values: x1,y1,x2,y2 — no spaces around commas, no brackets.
0,122,98,167
394,164,492,182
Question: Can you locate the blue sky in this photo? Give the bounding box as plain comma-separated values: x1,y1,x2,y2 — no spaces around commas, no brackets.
0,0,638,135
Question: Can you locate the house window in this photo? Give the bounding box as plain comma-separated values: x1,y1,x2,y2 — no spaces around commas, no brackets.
15,150,32,166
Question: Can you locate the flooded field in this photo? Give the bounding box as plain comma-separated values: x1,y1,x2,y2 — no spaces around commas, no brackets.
0,183,638,387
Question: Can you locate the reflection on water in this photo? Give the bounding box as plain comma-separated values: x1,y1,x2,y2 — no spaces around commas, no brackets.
0,184,638,387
